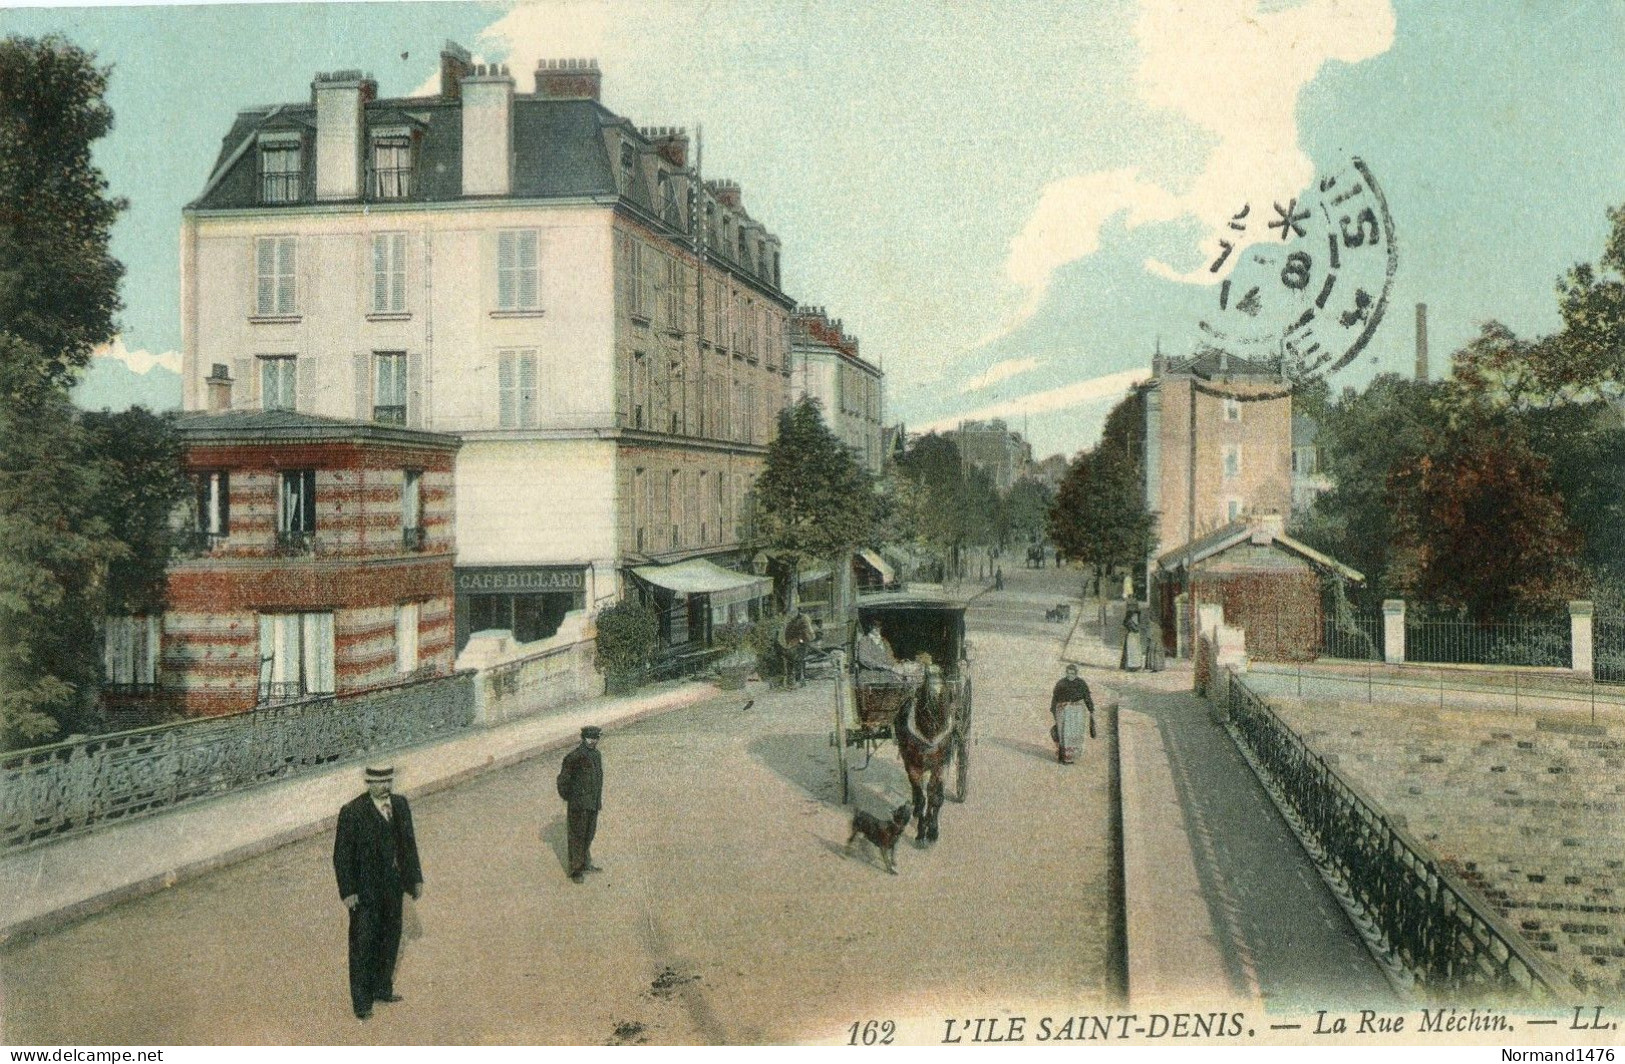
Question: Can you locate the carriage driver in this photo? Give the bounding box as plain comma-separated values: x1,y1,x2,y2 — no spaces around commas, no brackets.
857,622,917,684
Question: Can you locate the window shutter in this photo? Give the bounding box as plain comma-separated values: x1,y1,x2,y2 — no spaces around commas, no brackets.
371,236,388,314
390,234,407,312
354,352,370,419
218,472,231,534
143,615,161,684
295,354,315,412
407,350,425,428
497,232,516,309
303,612,335,694
276,238,297,314
256,239,274,315
518,352,538,428
519,231,538,310
498,351,516,427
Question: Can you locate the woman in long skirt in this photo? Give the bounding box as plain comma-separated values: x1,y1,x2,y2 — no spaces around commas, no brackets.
1121,601,1145,671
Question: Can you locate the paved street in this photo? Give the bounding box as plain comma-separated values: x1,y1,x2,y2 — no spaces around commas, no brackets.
1,567,1122,1045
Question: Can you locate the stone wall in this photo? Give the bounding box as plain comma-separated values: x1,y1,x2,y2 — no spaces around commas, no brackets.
1267,695,1625,995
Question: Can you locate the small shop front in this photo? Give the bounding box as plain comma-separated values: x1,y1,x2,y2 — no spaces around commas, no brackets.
631,558,770,650
455,565,587,652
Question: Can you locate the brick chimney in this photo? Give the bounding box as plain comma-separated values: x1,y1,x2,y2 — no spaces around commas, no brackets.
206,363,233,413
439,40,472,101
461,63,514,197
639,126,689,168
534,58,601,100
312,70,375,200
710,179,742,209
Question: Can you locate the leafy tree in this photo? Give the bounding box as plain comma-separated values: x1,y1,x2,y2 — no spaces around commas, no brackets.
1554,203,1625,401
1386,417,1585,615
82,409,191,613
1048,443,1151,590
1290,374,1442,608
0,36,125,385
0,36,164,749
1001,477,1054,548
748,398,879,580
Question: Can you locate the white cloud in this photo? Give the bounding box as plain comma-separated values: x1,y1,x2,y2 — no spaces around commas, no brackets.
917,367,1152,434
960,357,1043,394
91,337,181,376
410,1,614,97
997,0,1395,328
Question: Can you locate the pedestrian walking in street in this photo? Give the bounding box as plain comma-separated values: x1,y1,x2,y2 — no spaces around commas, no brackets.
994,567,1004,591
1120,600,1145,672
557,725,604,883
780,608,814,687
333,765,423,1021
1049,664,1096,763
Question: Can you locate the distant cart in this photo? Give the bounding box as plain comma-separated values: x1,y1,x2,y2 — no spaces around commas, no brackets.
833,591,973,805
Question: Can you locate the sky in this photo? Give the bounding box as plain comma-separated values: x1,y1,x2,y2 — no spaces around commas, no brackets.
6,0,1624,458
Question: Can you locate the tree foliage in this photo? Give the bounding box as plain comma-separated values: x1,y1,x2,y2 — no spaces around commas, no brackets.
1048,443,1151,582
0,37,181,750
0,36,125,387
749,398,879,570
1386,418,1584,615
1000,477,1054,547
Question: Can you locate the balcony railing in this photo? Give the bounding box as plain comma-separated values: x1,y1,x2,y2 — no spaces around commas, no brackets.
372,405,407,425
176,530,227,556
274,530,315,556
402,526,426,551
101,681,162,698
257,680,321,706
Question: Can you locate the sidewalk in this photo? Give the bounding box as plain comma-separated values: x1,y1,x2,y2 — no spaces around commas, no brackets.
0,679,718,944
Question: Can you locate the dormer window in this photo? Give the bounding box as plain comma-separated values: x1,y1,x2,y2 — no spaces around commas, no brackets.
660,173,680,225
259,133,302,204
371,130,414,199
620,141,636,185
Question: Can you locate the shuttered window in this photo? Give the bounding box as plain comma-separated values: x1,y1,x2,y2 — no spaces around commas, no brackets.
255,236,297,316
371,233,407,314
498,349,540,428
497,230,539,311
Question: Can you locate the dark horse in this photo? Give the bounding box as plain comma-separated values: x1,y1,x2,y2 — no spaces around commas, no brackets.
892,664,956,843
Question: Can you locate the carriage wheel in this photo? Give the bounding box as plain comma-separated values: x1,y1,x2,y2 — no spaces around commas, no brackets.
948,732,969,802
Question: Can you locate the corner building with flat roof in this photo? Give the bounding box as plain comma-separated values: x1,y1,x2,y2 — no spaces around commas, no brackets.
182,44,793,651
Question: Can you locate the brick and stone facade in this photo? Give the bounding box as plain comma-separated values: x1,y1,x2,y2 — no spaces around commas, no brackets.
111,407,461,718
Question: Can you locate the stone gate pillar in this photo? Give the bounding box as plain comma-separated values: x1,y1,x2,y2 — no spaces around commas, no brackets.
1570,600,1594,677
1382,599,1406,664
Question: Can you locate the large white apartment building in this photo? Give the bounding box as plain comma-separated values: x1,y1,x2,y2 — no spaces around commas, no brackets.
182,44,792,650
789,306,883,475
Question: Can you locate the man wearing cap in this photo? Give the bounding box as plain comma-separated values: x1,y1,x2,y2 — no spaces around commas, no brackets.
556,726,604,883
333,765,423,1020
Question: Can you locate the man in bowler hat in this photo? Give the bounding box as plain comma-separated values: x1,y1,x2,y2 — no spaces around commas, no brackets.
557,725,604,883
333,765,423,1020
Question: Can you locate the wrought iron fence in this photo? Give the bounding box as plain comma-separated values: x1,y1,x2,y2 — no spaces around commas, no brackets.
1405,613,1570,669
1,671,474,851
1322,613,1383,661
1225,669,1561,1000
1595,615,1625,684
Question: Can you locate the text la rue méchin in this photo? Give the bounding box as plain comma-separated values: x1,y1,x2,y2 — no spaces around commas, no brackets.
940,1007,1615,1042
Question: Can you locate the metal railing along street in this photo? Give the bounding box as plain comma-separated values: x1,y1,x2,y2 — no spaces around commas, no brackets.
1,671,473,851
1225,667,1563,1000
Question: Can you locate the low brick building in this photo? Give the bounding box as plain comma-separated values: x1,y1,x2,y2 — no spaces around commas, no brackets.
102,393,460,719
1155,515,1362,662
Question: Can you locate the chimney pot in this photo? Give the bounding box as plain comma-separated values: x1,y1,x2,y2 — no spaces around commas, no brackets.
206,365,234,413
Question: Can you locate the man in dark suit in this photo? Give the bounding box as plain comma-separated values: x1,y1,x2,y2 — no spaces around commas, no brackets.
333,765,423,1020
557,725,604,883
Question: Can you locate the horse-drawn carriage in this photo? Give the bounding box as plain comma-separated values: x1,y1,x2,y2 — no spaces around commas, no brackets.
833,592,973,840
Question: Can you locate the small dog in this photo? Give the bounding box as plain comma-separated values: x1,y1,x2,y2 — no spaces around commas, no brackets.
847,803,912,874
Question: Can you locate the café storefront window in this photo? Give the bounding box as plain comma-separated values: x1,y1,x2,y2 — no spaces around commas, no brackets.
455,566,586,652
